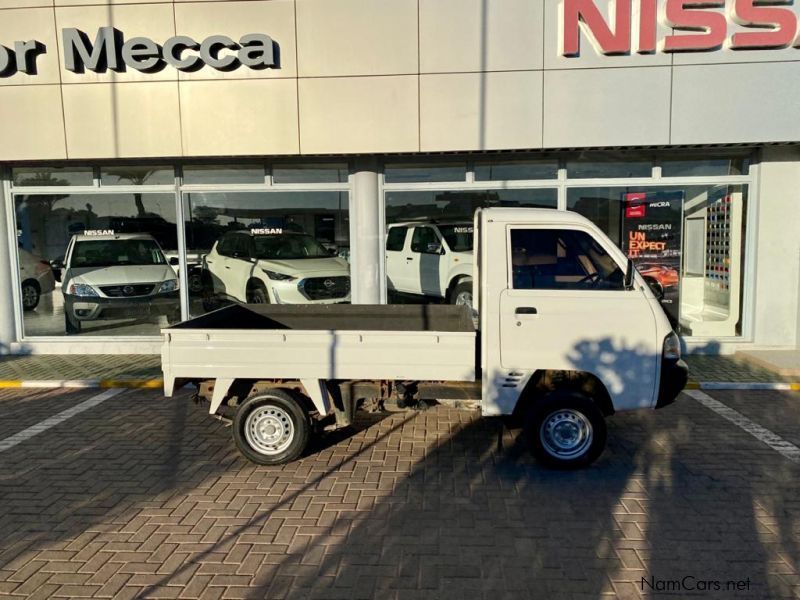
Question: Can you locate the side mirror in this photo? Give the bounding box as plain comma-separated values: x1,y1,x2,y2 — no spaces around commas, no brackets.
50,258,65,270
645,277,666,301
426,242,443,254
168,256,179,266
623,258,635,290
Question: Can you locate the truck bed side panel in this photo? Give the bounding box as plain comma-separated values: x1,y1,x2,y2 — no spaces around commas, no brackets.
162,330,477,383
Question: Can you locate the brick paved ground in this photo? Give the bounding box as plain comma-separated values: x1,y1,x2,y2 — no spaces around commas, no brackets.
0,388,797,599
0,355,162,381
0,353,792,384
683,355,792,383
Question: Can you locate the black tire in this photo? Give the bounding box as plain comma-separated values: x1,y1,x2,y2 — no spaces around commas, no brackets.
524,392,606,469
188,271,204,295
233,390,310,465
247,284,269,305
449,279,473,309
64,311,81,335
21,280,40,311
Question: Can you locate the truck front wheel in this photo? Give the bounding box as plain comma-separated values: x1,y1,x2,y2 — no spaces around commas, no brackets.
233,390,310,465
524,392,606,469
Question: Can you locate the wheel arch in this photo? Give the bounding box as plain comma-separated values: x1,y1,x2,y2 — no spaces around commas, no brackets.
512,369,615,420
446,274,472,300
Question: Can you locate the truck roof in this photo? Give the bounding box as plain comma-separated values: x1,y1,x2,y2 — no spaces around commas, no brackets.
480,207,595,226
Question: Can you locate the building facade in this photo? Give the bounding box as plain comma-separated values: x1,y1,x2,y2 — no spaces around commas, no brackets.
0,0,798,354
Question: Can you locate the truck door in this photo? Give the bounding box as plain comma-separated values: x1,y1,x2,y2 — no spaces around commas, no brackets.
499,226,659,410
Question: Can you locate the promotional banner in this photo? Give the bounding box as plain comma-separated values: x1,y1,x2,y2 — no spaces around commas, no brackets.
621,191,684,325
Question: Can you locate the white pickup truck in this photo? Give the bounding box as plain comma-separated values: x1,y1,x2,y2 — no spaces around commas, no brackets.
386,220,474,307
162,208,687,469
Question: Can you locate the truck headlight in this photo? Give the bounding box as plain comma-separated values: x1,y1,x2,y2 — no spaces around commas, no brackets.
262,269,295,281
159,279,179,293
663,331,681,360
68,283,99,297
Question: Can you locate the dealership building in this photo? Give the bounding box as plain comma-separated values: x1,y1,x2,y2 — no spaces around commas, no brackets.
0,0,798,356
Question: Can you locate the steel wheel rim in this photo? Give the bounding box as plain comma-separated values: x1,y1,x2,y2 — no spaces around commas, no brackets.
455,291,472,309
244,404,295,456
540,409,593,460
21,285,38,308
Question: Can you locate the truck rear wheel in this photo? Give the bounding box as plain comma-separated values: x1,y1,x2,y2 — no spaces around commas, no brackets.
233,390,310,465
524,392,606,469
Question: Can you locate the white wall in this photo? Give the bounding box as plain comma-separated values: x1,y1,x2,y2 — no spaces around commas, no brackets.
751,148,800,349
2,1,800,159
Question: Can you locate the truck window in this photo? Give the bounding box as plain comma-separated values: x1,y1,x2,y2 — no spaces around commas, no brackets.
510,229,624,291
410,227,442,255
386,227,408,252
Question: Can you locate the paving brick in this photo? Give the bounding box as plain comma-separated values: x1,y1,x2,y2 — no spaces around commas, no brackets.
0,388,798,599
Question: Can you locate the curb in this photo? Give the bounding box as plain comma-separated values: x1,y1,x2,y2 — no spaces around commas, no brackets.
0,379,164,389
685,381,800,391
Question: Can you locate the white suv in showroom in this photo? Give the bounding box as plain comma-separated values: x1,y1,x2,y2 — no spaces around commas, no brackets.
385,220,474,307
61,232,180,334
203,229,350,305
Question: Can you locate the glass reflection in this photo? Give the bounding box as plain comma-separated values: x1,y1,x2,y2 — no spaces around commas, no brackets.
183,192,350,315
384,189,557,307
15,193,179,337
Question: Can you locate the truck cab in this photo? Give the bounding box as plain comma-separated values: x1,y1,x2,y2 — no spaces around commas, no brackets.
386,221,474,307
476,208,685,419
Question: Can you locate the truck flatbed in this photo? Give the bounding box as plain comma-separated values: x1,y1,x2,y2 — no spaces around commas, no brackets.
162,304,477,404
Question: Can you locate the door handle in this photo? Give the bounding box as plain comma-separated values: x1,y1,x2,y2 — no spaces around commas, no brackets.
225,266,231,269
406,257,414,261
515,307,538,315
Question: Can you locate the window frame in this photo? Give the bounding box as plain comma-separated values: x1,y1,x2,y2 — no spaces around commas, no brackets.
506,225,628,294
5,161,353,343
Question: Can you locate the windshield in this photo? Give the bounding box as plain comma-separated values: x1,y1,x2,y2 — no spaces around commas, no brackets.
71,239,166,268
253,234,332,260
439,225,474,252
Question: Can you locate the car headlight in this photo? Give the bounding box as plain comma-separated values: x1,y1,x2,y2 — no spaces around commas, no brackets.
262,269,295,281
663,331,681,360
68,283,99,297
158,279,179,293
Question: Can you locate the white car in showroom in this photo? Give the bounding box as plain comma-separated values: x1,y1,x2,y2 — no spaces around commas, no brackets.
61,232,180,334
386,220,474,307
18,248,56,311
203,229,350,305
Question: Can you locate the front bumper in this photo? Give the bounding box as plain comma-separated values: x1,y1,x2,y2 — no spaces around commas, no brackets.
267,281,350,304
655,358,689,409
65,291,179,322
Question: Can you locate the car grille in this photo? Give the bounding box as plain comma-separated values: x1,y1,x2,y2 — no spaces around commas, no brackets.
301,276,350,300
100,284,156,297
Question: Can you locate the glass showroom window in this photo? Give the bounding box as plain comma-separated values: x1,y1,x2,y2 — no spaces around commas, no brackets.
567,184,748,338
14,191,180,337
182,192,350,316
384,188,557,306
